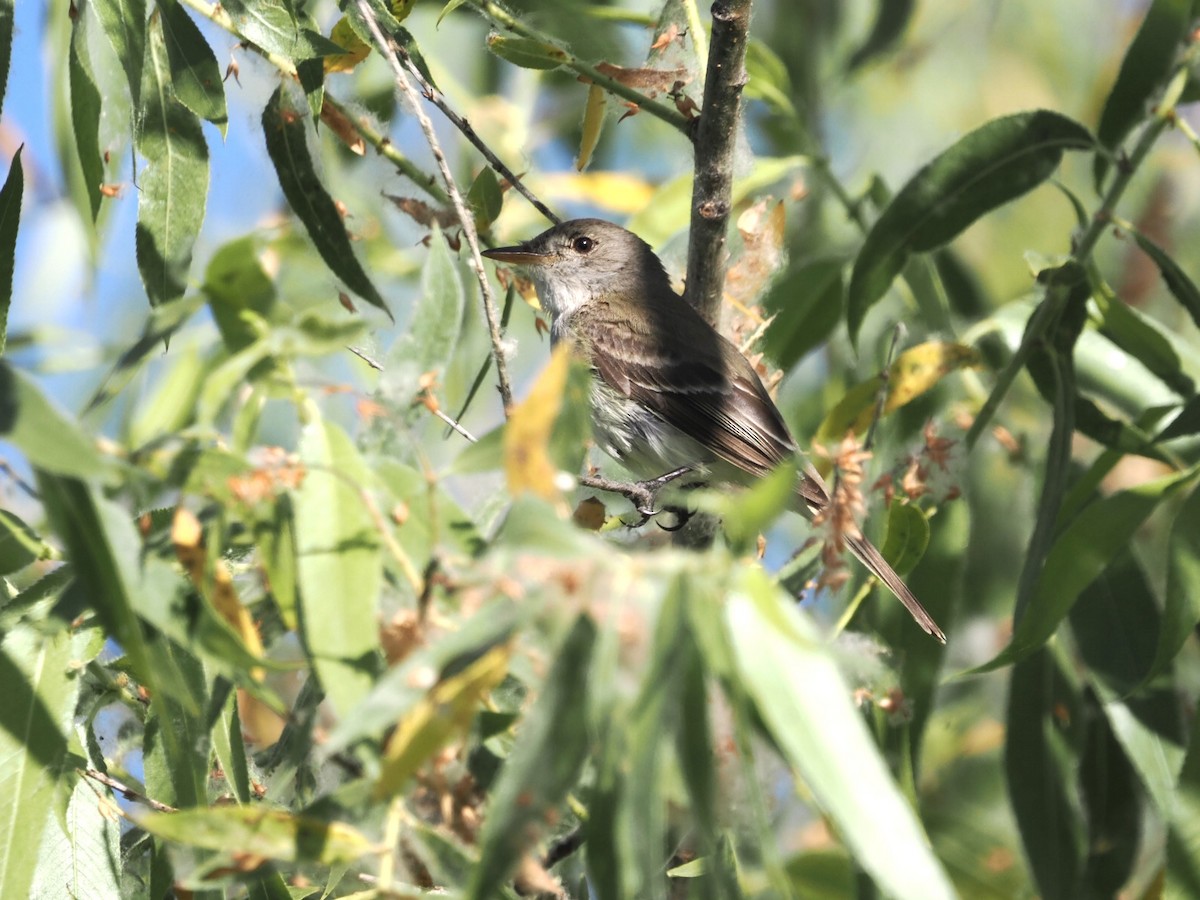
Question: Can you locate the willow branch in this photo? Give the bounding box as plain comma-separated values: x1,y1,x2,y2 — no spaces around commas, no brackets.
390,45,561,225
684,0,752,326
356,1,514,414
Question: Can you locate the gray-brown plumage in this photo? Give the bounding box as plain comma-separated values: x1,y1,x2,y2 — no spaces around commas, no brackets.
483,219,945,642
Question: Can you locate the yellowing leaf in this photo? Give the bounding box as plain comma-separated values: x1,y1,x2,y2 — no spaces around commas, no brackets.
814,341,980,446
392,0,417,21
324,17,371,74
576,84,607,171
539,171,656,214
374,643,511,799
172,507,265,674
504,347,572,503
884,341,981,413
136,806,376,865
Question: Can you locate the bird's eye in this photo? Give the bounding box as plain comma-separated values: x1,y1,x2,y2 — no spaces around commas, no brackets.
571,235,595,254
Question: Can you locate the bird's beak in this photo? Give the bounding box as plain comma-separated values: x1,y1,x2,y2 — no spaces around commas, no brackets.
481,243,551,266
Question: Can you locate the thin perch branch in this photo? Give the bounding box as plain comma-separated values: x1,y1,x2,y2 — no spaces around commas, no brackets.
391,46,561,226
684,0,752,326
356,1,514,414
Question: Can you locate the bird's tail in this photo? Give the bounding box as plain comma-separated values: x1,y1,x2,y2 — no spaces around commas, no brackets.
844,532,946,643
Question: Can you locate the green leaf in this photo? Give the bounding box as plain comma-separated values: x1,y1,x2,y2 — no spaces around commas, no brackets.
159,0,228,134
0,145,20,355
0,509,50,574
136,11,209,307
294,417,383,716
0,0,12,116
220,0,345,63
136,807,375,865
485,33,569,70
94,0,146,107
1147,485,1200,683
85,293,205,413
468,615,596,898
467,167,503,231
1093,285,1194,397
1160,395,1200,441
143,643,209,808
36,476,167,703
727,569,955,900
1094,0,1193,189
31,762,124,899
1070,551,1184,810
879,502,930,577
1005,649,1087,900
437,0,470,27
761,258,844,372
1167,710,1200,898
69,19,104,224
261,84,390,316
1130,228,1200,331
126,344,206,448
846,0,915,71
0,361,107,479
211,690,252,804
0,626,93,900
847,110,1093,342
967,466,1199,675
203,235,277,353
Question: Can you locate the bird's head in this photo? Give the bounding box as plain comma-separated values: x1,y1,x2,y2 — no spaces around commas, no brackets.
483,218,671,319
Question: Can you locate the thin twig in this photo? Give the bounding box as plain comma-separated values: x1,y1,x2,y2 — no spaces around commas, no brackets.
357,1,514,415
80,768,177,814
392,46,561,226
177,0,446,202
349,345,480,442
684,0,752,326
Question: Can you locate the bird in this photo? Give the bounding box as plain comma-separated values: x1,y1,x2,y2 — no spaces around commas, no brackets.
482,218,946,642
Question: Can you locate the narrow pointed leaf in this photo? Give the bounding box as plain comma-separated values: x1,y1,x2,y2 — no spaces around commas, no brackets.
136,12,209,306
0,627,92,900
0,361,106,479
159,0,228,134
0,0,11,116
727,569,954,900
468,615,596,898
262,85,389,316
220,0,345,62
94,0,146,107
847,110,1093,342
0,146,20,355
846,0,915,71
1094,0,1193,189
294,417,383,716
69,22,104,223
1147,485,1200,682
1130,229,1200,330
967,466,1199,675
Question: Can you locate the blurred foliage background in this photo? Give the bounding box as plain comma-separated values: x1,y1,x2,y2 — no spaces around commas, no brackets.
2,0,1200,897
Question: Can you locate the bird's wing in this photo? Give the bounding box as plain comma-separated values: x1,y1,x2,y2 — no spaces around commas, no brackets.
579,297,797,479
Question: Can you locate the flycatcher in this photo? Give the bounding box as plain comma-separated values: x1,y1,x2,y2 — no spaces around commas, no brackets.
483,218,945,642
